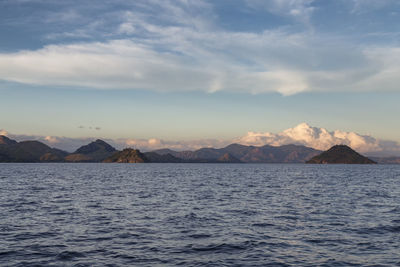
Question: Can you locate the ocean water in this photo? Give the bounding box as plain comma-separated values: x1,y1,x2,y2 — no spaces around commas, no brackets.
1,163,400,267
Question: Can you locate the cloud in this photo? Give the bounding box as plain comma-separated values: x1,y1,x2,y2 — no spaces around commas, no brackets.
245,0,316,23
44,136,59,144
350,0,396,13
0,0,399,95
118,22,136,35
45,9,82,24
1,32,398,95
0,129,8,136
0,39,312,95
235,123,400,156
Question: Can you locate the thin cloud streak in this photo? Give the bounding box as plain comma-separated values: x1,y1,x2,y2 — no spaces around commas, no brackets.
0,36,399,95
0,1,399,95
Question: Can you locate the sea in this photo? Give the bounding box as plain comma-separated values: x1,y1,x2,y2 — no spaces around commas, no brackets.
1,163,400,266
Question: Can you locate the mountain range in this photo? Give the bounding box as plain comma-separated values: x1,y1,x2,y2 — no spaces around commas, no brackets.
2,123,400,157
0,135,398,164
0,135,67,162
152,143,321,163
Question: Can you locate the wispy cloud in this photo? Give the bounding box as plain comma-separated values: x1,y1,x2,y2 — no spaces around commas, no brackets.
0,34,398,95
350,0,397,13
0,0,399,95
245,0,316,25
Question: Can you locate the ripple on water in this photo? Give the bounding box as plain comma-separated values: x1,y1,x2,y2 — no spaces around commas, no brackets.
0,163,400,266
55,251,86,261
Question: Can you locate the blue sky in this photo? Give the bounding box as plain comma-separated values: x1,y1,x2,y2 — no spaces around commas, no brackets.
0,0,400,148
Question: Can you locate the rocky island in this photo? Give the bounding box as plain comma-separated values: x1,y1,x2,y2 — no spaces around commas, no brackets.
103,148,148,163
306,145,376,164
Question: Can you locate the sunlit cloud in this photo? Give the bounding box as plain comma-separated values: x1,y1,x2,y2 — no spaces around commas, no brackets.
0,129,9,136
235,123,400,156
44,136,60,144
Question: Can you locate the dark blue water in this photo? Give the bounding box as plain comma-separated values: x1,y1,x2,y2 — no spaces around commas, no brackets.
1,163,400,266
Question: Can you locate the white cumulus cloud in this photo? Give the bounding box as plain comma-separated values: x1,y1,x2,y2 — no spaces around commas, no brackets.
235,123,400,156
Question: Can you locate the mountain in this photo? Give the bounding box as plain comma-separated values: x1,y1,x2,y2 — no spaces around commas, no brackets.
238,144,320,163
217,153,242,163
0,135,18,146
5,135,382,164
75,139,116,154
144,152,183,163
103,149,148,163
0,136,68,162
65,139,117,162
306,145,376,164
152,143,320,163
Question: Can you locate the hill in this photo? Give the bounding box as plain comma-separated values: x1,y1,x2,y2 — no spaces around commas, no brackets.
152,143,320,163
306,145,376,164
144,152,183,163
0,136,68,162
0,135,18,146
103,149,148,163
65,139,117,162
217,153,242,163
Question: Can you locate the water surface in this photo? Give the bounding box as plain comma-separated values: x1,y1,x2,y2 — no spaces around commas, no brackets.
1,163,400,266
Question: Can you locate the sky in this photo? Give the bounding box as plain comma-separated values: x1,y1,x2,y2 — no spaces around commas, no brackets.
0,0,400,154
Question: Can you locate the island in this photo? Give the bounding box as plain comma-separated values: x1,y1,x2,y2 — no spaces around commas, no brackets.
306,145,376,164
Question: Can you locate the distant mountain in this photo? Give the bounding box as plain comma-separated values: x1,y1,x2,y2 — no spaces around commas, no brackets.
153,143,320,163
306,145,376,164
103,149,148,163
0,135,18,146
0,136,68,162
65,139,117,162
144,152,183,163
2,135,387,164
217,153,242,163
75,139,116,154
